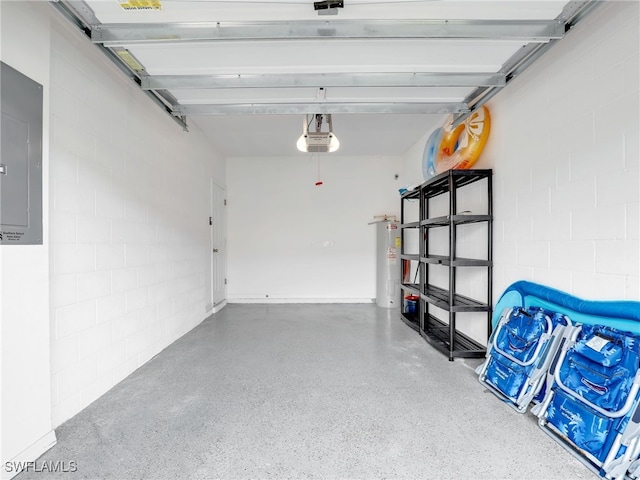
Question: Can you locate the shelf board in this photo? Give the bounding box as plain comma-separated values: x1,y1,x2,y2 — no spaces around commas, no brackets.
421,284,490,312
400,254,419,261
420,255,491,267
401,188,420,200
420,315,486,359
400,312,420,332
400,282,420,295
400,221,419,228
420,214,491,227
421,169,492,199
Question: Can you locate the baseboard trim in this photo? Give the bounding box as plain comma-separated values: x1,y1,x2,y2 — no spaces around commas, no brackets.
2,430,57,480
213,299,227,313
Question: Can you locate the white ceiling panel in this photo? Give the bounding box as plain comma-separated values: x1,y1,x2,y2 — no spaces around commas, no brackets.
85,0,568,23
325,86,472,102
53,0,602,157
129,40,523,75
172,87,322,103
172,86,472,103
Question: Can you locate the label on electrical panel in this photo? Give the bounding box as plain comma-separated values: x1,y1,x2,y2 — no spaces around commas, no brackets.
119,0,163,11
0,230,25,243
387,223,397,230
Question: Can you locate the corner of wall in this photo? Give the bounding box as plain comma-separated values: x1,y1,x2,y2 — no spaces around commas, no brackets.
0,0,57,476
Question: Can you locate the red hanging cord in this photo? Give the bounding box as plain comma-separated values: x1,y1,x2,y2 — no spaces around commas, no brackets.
315,150,323,186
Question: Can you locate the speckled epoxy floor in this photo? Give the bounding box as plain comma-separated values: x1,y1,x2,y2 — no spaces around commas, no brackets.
18,304,590,479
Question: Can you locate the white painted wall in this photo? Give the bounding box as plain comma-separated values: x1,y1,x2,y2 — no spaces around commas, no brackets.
226,154,402,302
0,2,56,478
402,0,639,340
48,12,226,426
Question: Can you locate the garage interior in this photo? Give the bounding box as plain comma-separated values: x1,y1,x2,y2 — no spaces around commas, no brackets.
1,0,638,479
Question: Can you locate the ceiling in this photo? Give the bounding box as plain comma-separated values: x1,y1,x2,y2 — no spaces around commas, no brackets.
52,0,601,158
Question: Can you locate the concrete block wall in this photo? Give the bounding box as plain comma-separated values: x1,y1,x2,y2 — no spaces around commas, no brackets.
485,0,639,300
48,16,225,426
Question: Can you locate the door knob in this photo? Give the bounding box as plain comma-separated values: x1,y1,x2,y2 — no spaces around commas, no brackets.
213,248,219,252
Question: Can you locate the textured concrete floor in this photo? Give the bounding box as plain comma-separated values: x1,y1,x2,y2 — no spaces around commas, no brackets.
18,304,590,480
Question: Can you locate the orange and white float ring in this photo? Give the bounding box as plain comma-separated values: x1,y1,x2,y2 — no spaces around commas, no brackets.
435,106,491,174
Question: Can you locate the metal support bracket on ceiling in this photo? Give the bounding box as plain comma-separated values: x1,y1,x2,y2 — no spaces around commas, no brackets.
90,19,565,46
141,72,507,90
172,102,470,116
49,0,189,131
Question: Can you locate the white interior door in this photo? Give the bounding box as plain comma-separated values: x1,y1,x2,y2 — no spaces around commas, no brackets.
210,181,227,310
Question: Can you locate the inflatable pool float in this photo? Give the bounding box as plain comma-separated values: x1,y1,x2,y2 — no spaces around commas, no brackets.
422,127,442,180
493,281,640,333
435,105,491,174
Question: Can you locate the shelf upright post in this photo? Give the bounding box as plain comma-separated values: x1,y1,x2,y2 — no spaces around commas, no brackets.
448,173,457,360
487,174,494,337
420,183,427,333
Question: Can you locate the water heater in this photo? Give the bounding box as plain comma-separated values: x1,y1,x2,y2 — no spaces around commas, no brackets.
375,220,401,308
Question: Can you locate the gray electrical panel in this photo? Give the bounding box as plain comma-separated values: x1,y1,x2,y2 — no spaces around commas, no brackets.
1,61,43,245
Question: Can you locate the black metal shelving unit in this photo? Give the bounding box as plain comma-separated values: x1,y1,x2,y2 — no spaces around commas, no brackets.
400,169,493,360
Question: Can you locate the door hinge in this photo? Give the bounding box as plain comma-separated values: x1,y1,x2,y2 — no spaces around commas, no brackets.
224,278,227,285
224,199,227,206
209,217,212,225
